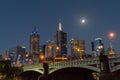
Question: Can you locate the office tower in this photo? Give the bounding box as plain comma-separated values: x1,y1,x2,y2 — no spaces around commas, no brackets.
45,40,54,60
54,22,67,57
29,27,40,63
8,46,26,65
70,38,86,59
91,38,104,57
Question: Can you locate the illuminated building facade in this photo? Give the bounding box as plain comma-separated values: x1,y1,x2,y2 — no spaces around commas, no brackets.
91,38,104,56
8,46,26,65
54,22,67,57
29,27,40,63
45,40,54,59
4,51,8,60
70,38,86,59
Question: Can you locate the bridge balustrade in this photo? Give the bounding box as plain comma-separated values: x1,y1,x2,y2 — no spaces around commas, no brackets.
49,59,100,68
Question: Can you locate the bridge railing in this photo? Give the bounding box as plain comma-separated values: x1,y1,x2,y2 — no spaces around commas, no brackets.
48,58,101,73
49,57,100,68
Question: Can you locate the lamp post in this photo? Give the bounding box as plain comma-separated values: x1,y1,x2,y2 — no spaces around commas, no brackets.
39,54,45,62
56,46,60,57
108,32,115,55
77,48,82,60
98,44,104,56
39,54,49,77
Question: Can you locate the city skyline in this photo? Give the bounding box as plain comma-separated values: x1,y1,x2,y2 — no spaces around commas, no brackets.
0,0,120,54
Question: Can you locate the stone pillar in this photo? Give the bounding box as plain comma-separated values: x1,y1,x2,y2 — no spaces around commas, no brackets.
38,62,50,80
43,62,49,76
99,53,110,80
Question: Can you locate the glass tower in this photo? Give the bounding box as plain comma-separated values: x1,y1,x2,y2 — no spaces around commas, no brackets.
54,22,67,57
8,46,26,66
91,38,104,56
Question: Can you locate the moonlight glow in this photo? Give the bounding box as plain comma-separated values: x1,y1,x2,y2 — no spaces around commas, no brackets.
82,19,85,23
81,19,86,23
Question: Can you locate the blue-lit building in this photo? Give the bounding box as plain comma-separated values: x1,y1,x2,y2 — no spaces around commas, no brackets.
54,22,67,57
91,38,104,56
8,46,26,65
29,27,40,63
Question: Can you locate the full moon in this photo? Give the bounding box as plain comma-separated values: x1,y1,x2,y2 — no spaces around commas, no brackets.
81,19,85,23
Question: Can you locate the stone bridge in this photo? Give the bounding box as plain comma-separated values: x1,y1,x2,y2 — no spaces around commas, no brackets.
22,54,120,74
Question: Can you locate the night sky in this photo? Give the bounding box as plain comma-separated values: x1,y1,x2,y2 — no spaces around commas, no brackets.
0,0,120,55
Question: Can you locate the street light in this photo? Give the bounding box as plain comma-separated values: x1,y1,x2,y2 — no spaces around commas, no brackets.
56,46,60,51
108,32,115,55
77,48,83,60
98,44,104,55
109,32,115,39
39,54,45,62
56,46,60,56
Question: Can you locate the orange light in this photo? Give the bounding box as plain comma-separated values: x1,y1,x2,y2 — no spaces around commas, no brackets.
48,46,52,49
56,46,60,50
77,48,80,52
109,32,115,38
25,54,29,57
40,55,45,60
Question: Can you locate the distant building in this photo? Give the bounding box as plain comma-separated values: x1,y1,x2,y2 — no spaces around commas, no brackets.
54,22,67,57
70,38,86,59
105,48,116,55
4,51,8,60
45,40,54,59
0,53,2,60
40,44,46,55
8,46,26,65
91,38,104,56
29,27,40,63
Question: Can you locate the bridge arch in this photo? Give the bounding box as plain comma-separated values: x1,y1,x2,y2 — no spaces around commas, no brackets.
49,67,95,80
49,64,100,73
19,70,42,80
23,69,44,74
111,64,120,72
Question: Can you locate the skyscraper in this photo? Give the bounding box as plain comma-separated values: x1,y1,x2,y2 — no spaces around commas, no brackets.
29,27,40,63
8,46,26,65
70,38,86,59
91,38,104,56
54,22,67,57
45,40,54,59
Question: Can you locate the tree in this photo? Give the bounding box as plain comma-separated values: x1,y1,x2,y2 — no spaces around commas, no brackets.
0,60,11,79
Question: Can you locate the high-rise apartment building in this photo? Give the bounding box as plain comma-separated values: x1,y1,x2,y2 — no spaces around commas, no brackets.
70,38,86,59
29,27,40,63
54,22,67,57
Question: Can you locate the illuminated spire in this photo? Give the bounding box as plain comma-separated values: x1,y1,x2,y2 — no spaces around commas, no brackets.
33,26,37,32
31,26,39,34
58,22,62,31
